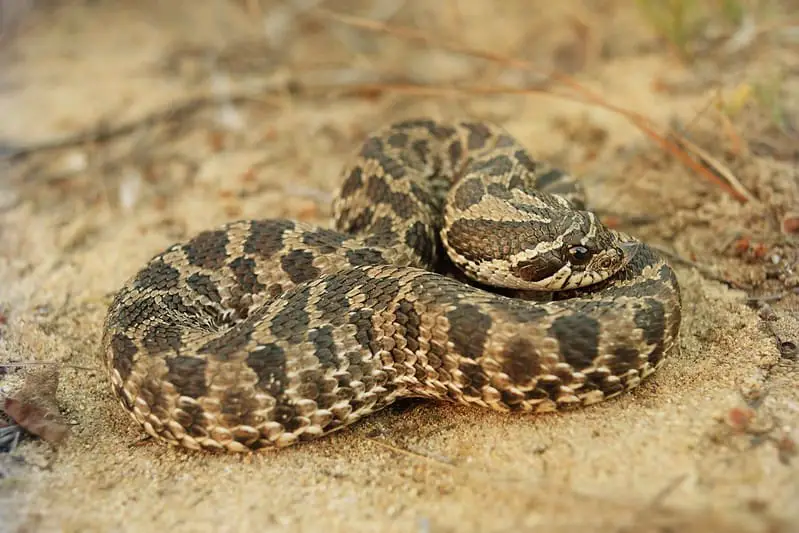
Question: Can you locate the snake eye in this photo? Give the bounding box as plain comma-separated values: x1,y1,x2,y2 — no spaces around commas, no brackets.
566,245,591,264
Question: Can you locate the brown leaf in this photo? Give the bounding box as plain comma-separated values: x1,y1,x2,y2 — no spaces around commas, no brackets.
2,367,69,445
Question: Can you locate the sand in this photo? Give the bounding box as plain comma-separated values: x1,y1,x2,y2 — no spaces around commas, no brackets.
1,1,797,532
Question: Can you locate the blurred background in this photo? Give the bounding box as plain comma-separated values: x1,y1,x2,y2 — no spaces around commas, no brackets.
0,2,797,533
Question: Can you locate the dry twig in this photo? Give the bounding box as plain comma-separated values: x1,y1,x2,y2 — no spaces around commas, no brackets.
1,94,275,160
314,8,754,204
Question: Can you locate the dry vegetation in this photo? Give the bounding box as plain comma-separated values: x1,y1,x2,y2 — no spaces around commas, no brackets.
0,1,797,532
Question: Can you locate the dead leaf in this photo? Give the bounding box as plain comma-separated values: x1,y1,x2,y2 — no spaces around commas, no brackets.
2,367,70,445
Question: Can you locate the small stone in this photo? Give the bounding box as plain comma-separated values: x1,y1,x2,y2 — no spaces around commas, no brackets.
757,304,777,321
779,340,797,360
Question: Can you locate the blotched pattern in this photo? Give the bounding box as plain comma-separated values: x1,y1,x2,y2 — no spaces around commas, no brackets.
101,119,682,453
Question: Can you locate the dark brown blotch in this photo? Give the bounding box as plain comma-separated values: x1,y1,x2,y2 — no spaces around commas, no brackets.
584,369,624,397
143,324,182,355
165,355,208,398
458,360,489,398
187,273,222,303
500,337,542,387
446,304,492,360
244,219,295,259
230,256,266,295
133,260,180,291
280,249,321,284
510,200,548,216
198,320,255,360
351,206,376,232
486,182,513,200
302,229,347,254
395,119,456,139
548,313,600,370
357,271,402,312
110,333,137,381
451,176,486,210
183,230,230,269
411,139,430,165
269,284,284,298
158,293,204,320
359,135,384,159
389,192,416,220
273,404,303,432
445,219,540,264
364,174,392,204
429,122,457,139
218,388,264,432
395,118,435,130
363,216,398,248
534,168,569,192
395,298,422,354
501,389,526,409
349,309,375,351
114,296,160,330
340,167,363,199
337,205,374,234
174,401,210,438
531,375,563,403
468,154,514,177
513,149,537,173
463,122,493,150
361,137,406,180
308,325,337,369
634,297,667,366
386,131,409,148
404,221,436,267
508,173,525,190
346,248,386,267
607,346,641,376
138,378,173,428
366,175,414,219
409,182,437,212
495,134,517,148
316,270,370,327
448,139,464,170
247,343,287,397
269,285,311,344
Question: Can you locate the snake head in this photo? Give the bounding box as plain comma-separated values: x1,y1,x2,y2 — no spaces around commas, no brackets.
510,212,633,291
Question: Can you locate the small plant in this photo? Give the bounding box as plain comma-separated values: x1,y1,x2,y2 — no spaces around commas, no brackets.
635,0,751,60
718,0,746,25
751,71,790,132
635,0,705,59
717,71,793,134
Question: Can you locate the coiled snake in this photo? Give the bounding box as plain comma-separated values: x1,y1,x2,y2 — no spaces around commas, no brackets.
101,119,682,453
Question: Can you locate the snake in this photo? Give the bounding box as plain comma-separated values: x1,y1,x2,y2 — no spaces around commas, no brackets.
100,118,682,453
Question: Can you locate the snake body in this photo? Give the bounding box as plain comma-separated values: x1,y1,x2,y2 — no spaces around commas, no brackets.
101,119,682,453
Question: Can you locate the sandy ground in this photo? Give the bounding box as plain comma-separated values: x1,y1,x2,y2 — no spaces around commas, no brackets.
1,1,798,532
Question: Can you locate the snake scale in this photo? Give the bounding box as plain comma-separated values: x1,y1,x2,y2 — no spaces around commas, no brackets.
101,118,682,453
